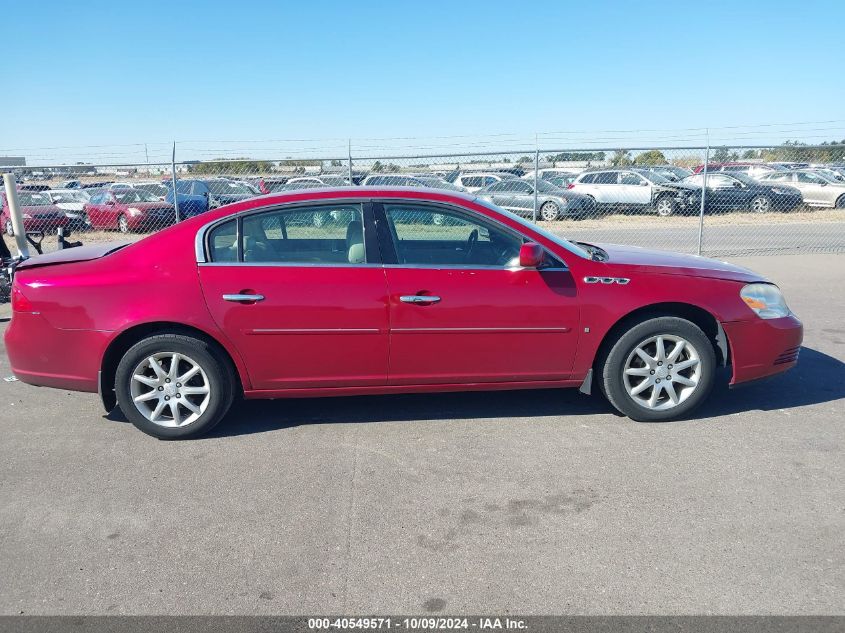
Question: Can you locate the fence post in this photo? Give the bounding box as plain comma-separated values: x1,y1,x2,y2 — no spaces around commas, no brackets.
171,141,180,223
2,173,30,258
696,133,710,256
347,139,353,185
532,146,540,222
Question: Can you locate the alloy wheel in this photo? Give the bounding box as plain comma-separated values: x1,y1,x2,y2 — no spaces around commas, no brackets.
751,196,771,213
130,352,211,427
118,215,129,233
622,335,702,411
540,202,560,221
655,198,674,217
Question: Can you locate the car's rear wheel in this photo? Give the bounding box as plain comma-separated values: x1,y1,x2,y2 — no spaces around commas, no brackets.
4,219,14,236
835,195,845,209
750,195,771,213
599,317,716,422
115,334,236,439
653,197,675,217
540,201,560,221
117,214,129,233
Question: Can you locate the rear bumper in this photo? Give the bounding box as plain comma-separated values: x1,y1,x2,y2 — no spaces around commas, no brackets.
24,217,69,232
4,312,108,393
723,314,803,385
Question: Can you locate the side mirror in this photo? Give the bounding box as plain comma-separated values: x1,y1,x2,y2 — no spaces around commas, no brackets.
519,242,544,268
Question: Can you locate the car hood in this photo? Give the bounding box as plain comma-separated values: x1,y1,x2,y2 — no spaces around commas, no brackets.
656,182,701,192
595,243,766,282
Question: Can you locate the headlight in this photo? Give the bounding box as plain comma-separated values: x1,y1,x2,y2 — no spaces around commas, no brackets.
127,207,143,216
740,283,791,319
22,212,32,219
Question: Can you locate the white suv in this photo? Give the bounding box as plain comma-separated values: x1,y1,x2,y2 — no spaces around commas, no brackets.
450,172,516,193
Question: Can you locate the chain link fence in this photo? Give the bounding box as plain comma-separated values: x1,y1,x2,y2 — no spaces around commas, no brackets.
2,144,844,258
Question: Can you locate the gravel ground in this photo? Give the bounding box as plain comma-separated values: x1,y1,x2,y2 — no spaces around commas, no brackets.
0,254,842,615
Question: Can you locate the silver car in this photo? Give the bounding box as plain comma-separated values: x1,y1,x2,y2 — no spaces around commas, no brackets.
476,179,595,220
758,170,845,208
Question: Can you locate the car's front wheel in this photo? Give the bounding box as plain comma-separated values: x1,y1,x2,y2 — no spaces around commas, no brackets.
750,195,771,213
4,219,14,236
599,317,716,422
653,197,676,217
540,201,561,221
115,333,236,439
117,214,129,233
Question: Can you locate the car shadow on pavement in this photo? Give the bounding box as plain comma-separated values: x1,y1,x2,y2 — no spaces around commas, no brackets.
205,346,844,438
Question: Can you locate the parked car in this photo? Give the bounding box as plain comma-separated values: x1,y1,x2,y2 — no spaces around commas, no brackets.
691,162,786,179
450,172,517,192
476,179,595,220
84,189,176,232
545,174,578,189
133,182,170,200
165,178,259,218
568,168,702,216
360,174,465,191
44,189,93,229
17,183,50,192
279,175,351,190
681,172,802,213
808,167,845,183
1,191,69,236
4,187,803,439
757,169,845,208
521,168,584,181
61,180,83,189
249,177,290,194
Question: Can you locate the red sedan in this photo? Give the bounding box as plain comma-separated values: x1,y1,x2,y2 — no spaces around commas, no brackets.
1,191,69,236
4,187,802,439
84,188,176,233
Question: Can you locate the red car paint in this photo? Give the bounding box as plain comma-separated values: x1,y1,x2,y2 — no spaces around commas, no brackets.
84,190,175,231
1,192,69,235
5,188,802,405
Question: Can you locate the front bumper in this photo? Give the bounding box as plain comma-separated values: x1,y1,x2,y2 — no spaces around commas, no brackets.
722,314,803,385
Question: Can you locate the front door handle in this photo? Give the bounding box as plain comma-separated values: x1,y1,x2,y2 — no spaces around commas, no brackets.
223,293,265,303
400,295,441,304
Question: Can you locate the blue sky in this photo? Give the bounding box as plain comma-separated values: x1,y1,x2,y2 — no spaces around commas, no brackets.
3,0,844,164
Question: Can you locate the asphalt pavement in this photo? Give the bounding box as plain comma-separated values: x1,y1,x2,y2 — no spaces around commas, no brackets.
0,254,842,615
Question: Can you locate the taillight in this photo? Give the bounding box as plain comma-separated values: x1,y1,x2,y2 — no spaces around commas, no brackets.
11,284,33,312
566,184,575,189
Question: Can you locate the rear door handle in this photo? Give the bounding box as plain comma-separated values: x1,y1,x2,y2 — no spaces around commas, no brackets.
400,295,441,304
222,293,265,303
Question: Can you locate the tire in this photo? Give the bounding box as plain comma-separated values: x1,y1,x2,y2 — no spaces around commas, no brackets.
835,195,845,209
117,214,129,233
653,197,675,217
312,212,327,228
750,195,771,213
599,316,716,422
540,201,560,221
115,333,237,439
4,219,13,237
432,213,445,226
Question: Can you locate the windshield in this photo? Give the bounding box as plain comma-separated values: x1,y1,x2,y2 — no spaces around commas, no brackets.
639,171,672,184
114,190,161,203
474,197,591,260
535,180,566,193
18,192,53,206
50,190,87,203
207,180,255,195
136,183,168,196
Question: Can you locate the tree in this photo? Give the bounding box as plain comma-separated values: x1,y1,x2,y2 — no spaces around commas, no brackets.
633,150,667,166
610,149,632,166
188,158,273,175
330,160,342,167
546,151,605,162
371,161,384,173
517,156,532,164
